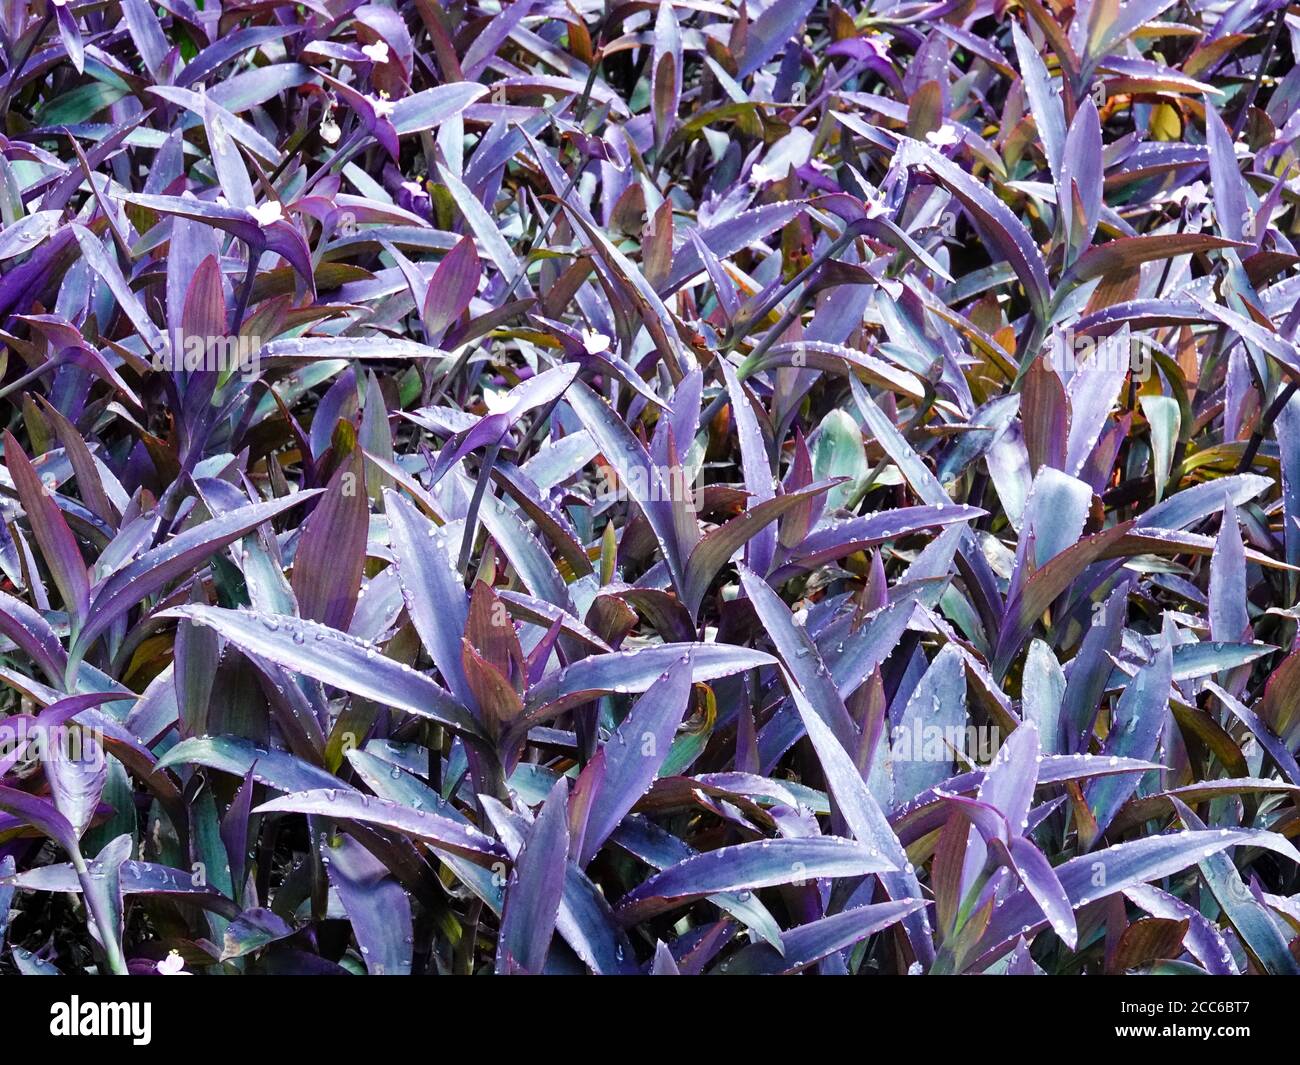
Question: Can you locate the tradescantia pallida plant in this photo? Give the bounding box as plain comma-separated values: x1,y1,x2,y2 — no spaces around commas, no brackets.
0,0,1298,976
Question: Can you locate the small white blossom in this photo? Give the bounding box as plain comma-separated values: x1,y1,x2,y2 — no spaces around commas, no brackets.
483,388,515,415
320,115,341,144
925,125,960,149
361,41,390,64
1169,180,1208,208
157,950,191,976
581,328,611,354
862,34,892,62
247,201,283,226
370,91,395,118
748,128,814,187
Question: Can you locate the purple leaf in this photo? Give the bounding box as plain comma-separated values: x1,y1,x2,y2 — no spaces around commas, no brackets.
291,451,368,631
76,494,317,655
5,432,89,637
615,836,896,925
574,656,694,866
495,777,569,974
721,899,927,975
324,833,413,975
791,692,936,967
160,606,481,738
255,790,506,866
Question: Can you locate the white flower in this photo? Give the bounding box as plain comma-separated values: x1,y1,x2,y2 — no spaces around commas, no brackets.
748,127,814,187
247,201,283,226
402,179,426,198
861,33,892,62
581,328,611,354
157,950,191,976
1169,180,1208,208
925,125,960,149
370,91,395,118
863,190,888,219
483,388,515,415
320,115,341,144
361,41,390,64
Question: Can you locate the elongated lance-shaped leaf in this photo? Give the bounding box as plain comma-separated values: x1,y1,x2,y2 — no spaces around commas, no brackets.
738,565,858,753
993,521,1135,678
258,336,448,363
383,490,471,703
0,589,69,687
4,432,89,634
664,201,806,294
1209,500,1250,642
1061,234,1250,291
892,645,969,805
255,790,506,866
160,606,482,738
615,836,896,925
484,794,639,974
970,827,1300,970
156,734,346,793
324,833,413,975
720,899,927,975
960,721,1041,901
1172,799,1299,975
565,379,685,593
76,493,318,655
0,784,81,855
495,777,569,974
292,450,368,631
1122,883,1239,976
390,82,488,135
519,643,775,725
719,359,776,575
683,481,838,616
1084,642,1173,838
791,691,936,968
1058,98,1103,258
611,817,784,949
1206,682,1300,785
347,749,512,921
849,377,951,506
737,0,817,76
575,656,694,867
422,234,481,340
46,725,107,840
773,504,981,580
896,138,1051,320
558,206,690,379
0,788,128,972
997,836,1078,950
1010,21,1065,180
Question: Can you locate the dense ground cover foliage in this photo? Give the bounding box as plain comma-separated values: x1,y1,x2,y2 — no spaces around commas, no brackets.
0,0,1298,976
